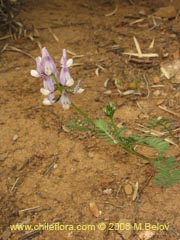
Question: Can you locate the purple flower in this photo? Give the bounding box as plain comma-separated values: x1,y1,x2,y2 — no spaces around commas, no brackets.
31,47,85,108
73,80,85,94
30,47,57,77
40,76,55,94
59,92,71,110
60,49,73,68
59,67,74,87
42,47,50,58
42,55,57,76
40,76,55,105
30,57,43,77
59,49,74,87
43,93,55,106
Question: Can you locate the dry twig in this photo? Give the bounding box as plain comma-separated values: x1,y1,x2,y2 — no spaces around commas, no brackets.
135,123,179,147
10,177,20,192
4,46,34,59
19,206,40,214
48,27,59,42
159,105,180,117
133,36,142,57
105,6,118,17
123,37,159,58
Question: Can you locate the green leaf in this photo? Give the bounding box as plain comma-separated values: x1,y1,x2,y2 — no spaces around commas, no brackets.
153,157,180,188
154,170,180,188
65,118,91,131
94,119,117,144
95,119,109,132
154,157,178,171
147,117,172,129
136,137,169,154
116,127,126,137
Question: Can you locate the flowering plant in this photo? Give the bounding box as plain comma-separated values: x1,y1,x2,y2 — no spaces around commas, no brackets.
31,48,180,188
30,47,84,109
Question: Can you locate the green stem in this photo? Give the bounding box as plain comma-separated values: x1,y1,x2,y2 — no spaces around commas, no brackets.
117,139,152,162
71,102,94,126
110,117,117,131
128,148,152,162
52,74,94,126
52,74,63,93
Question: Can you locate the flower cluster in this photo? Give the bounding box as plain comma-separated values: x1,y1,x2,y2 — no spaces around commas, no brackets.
30,47,84,109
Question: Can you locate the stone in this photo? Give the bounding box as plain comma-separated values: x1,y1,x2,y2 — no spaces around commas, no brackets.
88,152,94,159
153,90,161,96
103,188,112,195
124,184,133,195
138,230,155,240
154,6,177,19
152,76,160,84
89,202,101,217
12,134,18,141
117,219,133,239
161,59,180,81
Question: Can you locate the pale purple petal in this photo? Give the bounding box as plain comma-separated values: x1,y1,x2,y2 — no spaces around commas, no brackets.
42,56,57,76
48,93,55,103
59,92,71,110
59,67,74,86
43,76,55,92
73,80,82,93
42,47,50,58
60,49,67,67
30,57,43,77
35,57,43,74
59,68,66,86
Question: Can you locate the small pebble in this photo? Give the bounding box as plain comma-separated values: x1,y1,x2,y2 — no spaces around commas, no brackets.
117,219,133,239
103,188,112,195
89,202,101,217
124,184,133,195
12,134,18,141
153,90,161,96
153,76,160,84
53,163,58,169
138,230,155,240
88,152,94,159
